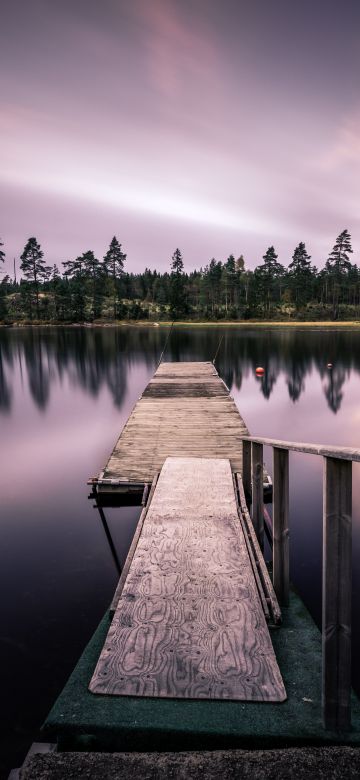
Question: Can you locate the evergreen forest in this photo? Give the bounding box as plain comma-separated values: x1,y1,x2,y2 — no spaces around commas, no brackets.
0,230,359,323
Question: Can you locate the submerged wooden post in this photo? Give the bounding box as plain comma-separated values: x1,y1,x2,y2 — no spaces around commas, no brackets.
251,442,264,548
273,447,289,606
242,439,251,504
322,456,352,731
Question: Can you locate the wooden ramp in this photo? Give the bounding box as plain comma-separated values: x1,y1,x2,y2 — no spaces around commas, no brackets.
97,362,249,491
90,457,286,702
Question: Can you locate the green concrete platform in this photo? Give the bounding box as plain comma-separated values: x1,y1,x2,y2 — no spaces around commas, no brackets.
43,590,360,752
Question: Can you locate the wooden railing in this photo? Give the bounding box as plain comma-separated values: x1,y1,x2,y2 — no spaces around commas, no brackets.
242,435,360,733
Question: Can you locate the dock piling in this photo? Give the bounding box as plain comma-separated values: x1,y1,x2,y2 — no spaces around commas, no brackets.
251,442,264,549
322,456,352,731
273,447,289,607
242,439,252,502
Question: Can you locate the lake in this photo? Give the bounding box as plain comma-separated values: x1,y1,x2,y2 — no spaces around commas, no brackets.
1,324,360,775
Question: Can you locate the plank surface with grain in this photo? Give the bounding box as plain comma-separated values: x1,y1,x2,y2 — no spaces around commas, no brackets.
90,457,286,702
98,362,249,490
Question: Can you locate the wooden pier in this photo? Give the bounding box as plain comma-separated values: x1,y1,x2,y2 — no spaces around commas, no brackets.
40,360,360,761
90,457,285,702
89,361,284,702
95,361,249,495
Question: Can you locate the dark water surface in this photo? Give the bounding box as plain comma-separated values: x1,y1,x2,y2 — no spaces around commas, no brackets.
1,325,360,774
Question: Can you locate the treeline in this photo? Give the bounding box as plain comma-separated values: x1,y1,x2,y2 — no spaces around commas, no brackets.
0,230,359,323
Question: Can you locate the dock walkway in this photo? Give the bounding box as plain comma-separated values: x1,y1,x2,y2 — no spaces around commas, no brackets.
90,457,285,702
97,361,248,492
43,361,360,752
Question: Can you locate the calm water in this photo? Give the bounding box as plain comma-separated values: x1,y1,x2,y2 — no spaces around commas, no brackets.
1,325,360,775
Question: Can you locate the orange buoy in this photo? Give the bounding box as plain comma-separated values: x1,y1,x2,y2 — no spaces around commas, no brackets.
327,362,333,369
255,366,265,376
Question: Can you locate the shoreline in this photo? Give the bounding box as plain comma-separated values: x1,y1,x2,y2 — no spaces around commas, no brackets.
2,319,360,329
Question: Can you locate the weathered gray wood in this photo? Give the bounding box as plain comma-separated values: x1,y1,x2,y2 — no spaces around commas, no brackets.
322,457,352,731
243,436,360,463
90,458,286,702
251,442,264,548
232,474,270,622
110,475,159,616
273,448,289,607
141,483,150,506
242,440,251,502
98,362,250,489
236,474,281,626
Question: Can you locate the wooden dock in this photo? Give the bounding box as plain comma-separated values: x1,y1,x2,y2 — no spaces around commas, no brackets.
89,361,285,703
96,361,249,493
42,361,360,751
90,457,286,702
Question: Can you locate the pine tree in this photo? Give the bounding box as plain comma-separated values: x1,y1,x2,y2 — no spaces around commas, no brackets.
62,256,86,321
288,242,313,307
20,237,51,319
103,236,126,319
255,246,284,313
222,255,236,313
262,246,280,274
83,251,103,319
171,247,184,274
207,259,222,315
169,248,187,319
50,265,63,320
325,230,353,316
326,229,353,275
62,255,85,278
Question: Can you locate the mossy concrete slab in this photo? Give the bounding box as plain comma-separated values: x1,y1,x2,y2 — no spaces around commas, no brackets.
43,590,360,751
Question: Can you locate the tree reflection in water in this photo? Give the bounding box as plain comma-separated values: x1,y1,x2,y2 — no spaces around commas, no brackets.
0,325,360,414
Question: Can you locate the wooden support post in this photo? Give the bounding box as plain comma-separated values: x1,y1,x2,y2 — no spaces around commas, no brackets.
273,447,289,607
322,457,352,731
251,442,264,548
95,504,122,577
242,439,251,504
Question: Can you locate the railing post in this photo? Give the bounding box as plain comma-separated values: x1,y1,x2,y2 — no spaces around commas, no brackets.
273,447,289,606
251,442,264,548
242,439,251,504
322,456,352,731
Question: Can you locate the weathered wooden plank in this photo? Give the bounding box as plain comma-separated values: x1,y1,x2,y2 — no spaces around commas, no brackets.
251,442,264,548
232,474,270,622
243,436,360,463
90,458,286,702
322,457,352,731
273,447,290,607
235,473,282,626
242,440,251,501
99,362,250,489
110,475,159,616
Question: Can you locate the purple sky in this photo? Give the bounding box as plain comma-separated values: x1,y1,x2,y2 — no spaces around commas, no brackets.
1,0,360,275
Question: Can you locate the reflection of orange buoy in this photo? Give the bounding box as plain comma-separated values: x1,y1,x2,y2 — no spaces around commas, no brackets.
255,366,265,376
327,363,333,369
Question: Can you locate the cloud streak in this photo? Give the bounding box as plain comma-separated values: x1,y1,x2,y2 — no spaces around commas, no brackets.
1,0,360,272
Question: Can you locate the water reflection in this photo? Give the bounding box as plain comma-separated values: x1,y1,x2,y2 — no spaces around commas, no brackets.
0,327,163,413
1,326,360,414
323,367,348,414
1,324,360,776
